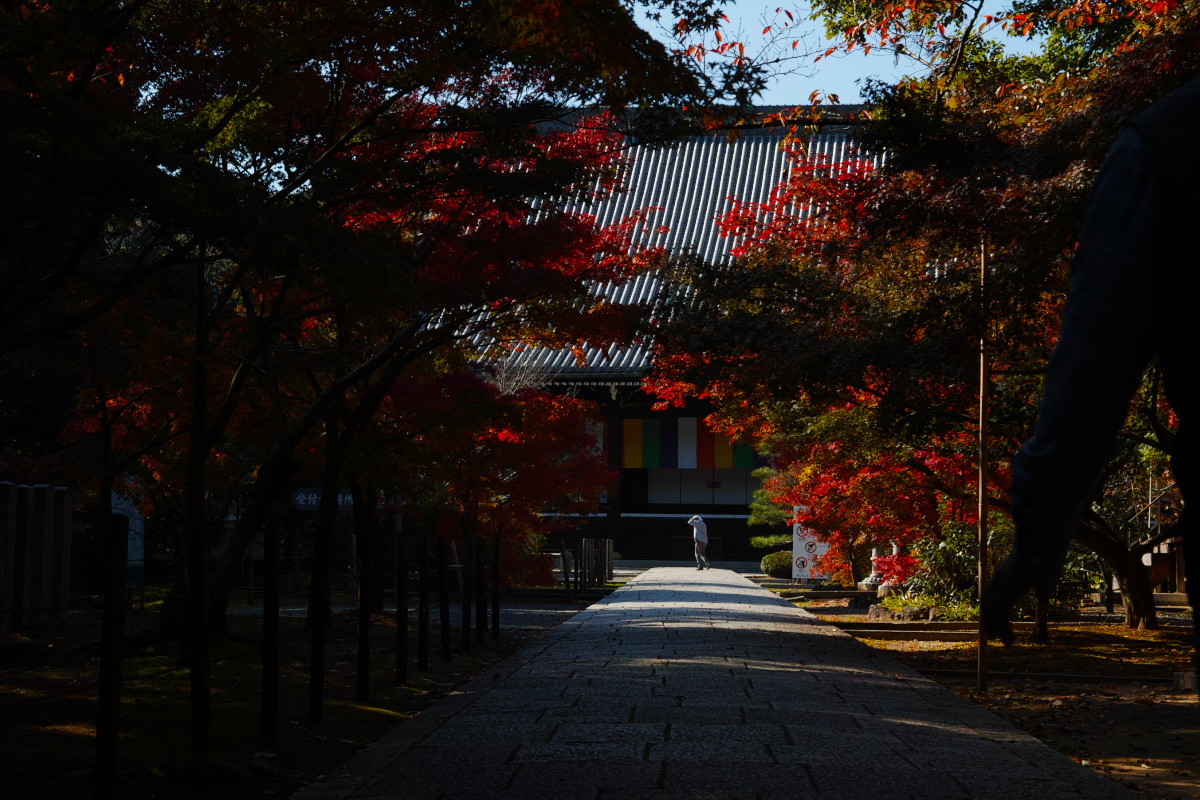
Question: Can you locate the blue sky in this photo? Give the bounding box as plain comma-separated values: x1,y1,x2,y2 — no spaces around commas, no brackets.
715,2,915,104
638,1,1039,106
633,1,914,106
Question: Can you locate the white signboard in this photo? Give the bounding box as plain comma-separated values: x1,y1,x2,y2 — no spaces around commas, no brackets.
792,505,829,581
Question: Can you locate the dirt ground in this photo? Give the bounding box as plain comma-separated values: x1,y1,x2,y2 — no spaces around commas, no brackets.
0,593,590,800
810,602,1200,800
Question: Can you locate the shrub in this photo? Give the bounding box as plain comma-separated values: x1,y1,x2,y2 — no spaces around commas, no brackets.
750,534,791,550
904,521,986,604
881,590,978,621
760,549,792,578
905,516,1100,618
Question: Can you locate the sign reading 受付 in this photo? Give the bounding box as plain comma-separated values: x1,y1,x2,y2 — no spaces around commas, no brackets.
291,489,354,511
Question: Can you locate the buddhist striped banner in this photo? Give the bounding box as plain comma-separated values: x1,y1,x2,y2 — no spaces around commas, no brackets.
621,418,759,469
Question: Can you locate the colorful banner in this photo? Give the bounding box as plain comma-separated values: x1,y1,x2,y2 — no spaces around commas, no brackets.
621,417,765,469
677,417,697,469
622,418,644,468
733,442,757,468
642,417,661,468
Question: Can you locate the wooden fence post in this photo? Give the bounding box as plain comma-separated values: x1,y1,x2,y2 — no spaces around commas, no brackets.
261,519,280,749
96,513,129,800
0,482,16,634
475,536,486,643
437,536,451,663
418,537,430,671
491,535,500,638
394,509,408,686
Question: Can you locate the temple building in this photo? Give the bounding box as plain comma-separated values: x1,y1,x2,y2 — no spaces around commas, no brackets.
512,109,871,560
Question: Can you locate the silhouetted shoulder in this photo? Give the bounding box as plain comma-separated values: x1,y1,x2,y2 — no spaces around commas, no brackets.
1131,73,1200,150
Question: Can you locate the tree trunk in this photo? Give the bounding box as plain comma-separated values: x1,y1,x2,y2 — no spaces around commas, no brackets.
1074,520,1158,630
210,450,300,629
1102,564,1115,613
260,518,280,749
368,496,386,612
437,535,451,663
353,484,373,702
460,524,473,654
418,533,430,670
185,276,211,784
394,508,408,686
475,535,487,644
308,403,342,723
1118,551,1159,630
95,512,128,800
491,534,501,639
1032,596,1049,643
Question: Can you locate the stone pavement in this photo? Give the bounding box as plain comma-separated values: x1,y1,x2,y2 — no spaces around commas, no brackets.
291,568,1138,800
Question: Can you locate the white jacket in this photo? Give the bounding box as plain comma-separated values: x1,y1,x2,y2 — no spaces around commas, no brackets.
688,515,708,543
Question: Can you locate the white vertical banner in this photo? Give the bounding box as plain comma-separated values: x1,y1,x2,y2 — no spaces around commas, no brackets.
791,505,829,581
677,417,698,468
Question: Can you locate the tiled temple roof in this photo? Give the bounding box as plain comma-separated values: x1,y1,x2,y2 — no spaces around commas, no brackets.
501,110,879,384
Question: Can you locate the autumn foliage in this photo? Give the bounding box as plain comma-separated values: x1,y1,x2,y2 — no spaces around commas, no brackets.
0,0,794,780
373,371,615,562
649,0,1198,609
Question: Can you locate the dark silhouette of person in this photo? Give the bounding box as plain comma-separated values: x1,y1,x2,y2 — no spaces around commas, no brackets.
982,73,1200,675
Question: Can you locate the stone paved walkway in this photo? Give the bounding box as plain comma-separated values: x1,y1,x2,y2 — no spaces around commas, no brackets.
291,568,1138,800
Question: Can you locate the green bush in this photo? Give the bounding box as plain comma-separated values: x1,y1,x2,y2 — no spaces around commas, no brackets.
905,515,1100,619
760,550,792,578
881,590,978,621
750,534,791,550
905,521,990,604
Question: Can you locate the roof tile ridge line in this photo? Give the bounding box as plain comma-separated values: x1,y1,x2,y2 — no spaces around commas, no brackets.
703,106,871,133
776,130,798,224
749,133,781,254
725,129,785,256
592,140,639,303
725,133,766,262
700,132,743,264
648,134,696,262
612,143,649,247
644,136,690,264
648,142,676,253
703,131,745,265
632,142,667,254
676,133,710,255
678,136,712,251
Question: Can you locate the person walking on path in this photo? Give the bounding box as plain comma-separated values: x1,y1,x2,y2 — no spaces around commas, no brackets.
688,514,709,569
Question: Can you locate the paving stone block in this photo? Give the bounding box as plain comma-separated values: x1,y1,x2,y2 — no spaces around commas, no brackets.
417,722,557,747
659,761,813,793
512,741,647,762
666,723,789,744
633,705,747,724
551,722,667,743
647,740,777,762
508,759,662,792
